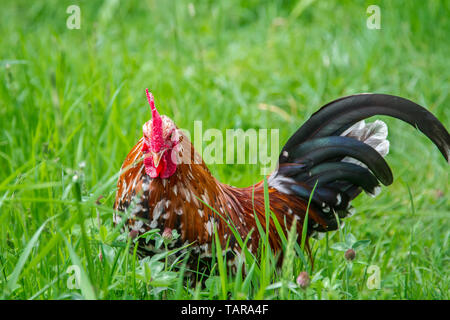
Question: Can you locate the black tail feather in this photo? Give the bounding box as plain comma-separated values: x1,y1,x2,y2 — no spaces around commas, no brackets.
287,136,393,185
272,93,449,233
281,93,450,163
305,162,380,195
272,94,449,233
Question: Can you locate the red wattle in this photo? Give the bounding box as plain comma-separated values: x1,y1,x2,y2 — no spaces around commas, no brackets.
160,151,177,178
143,151,177,179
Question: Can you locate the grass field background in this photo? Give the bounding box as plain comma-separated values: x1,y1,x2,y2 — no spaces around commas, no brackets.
0,0,449,299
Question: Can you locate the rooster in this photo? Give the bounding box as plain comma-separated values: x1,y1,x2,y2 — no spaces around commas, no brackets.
114,90,449,268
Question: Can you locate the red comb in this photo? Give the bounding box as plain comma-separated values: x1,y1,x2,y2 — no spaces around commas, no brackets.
146,88,156,113
145,88,164,152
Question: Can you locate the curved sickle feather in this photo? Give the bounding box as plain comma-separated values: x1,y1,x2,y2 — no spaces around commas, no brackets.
288,136,393,185
281,94,450,163
305,162,380,195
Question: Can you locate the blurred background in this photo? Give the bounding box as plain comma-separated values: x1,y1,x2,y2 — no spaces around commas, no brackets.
0,0,448,299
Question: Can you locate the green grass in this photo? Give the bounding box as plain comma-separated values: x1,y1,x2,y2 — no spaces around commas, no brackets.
0,0,449,300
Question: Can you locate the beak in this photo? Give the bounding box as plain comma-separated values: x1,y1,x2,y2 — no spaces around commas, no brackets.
152,150,166,167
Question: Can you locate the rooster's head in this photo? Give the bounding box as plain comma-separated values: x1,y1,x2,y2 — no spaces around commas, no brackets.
141,89,179,179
